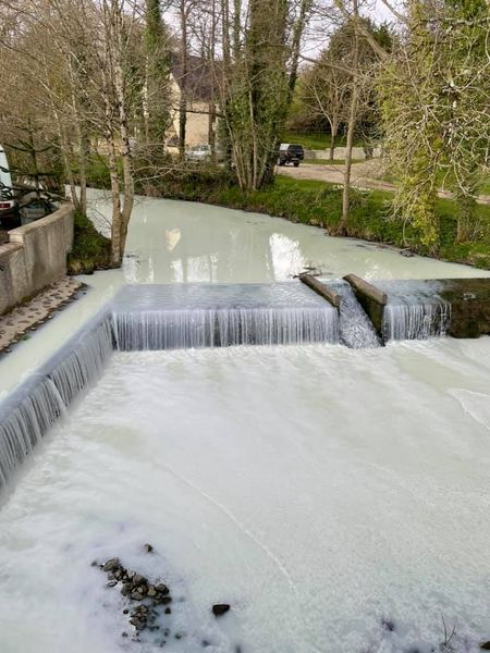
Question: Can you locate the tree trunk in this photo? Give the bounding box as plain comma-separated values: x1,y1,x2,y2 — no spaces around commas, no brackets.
338,1,359,235
329,121,338,161
178,0,188,161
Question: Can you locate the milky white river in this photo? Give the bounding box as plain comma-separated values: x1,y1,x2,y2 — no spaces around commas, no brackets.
1,191,490,652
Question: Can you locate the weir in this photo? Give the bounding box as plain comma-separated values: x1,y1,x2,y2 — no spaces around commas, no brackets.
111,283,340,350
0,313,114,486
1,275,490,489
381,293,451,341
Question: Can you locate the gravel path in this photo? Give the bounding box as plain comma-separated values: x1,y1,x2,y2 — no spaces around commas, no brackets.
279,160,490,205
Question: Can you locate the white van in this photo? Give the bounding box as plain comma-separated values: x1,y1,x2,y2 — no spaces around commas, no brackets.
0,145,16,218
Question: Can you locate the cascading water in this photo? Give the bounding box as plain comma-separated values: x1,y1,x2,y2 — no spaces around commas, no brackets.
49,319,114,405
327,281,381,349
0,316,114,487
376,281,452,341
0,379,65,486
382,299,451,341
0,282,340,487
111,283,339,350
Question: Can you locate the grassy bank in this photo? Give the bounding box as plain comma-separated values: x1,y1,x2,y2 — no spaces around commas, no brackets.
154,172,490,269
67,210,111,274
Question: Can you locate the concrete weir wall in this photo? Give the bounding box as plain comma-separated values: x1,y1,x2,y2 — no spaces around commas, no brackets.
0,204,74,315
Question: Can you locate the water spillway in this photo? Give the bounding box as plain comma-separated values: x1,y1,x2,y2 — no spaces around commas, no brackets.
328,281,381,348
111,283,340,350
0,315,114,488
0,282,339,488
382,295,451,341
3,275,490,491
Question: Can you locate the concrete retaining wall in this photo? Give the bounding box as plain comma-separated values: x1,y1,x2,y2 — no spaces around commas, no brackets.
0,204,74,315
304,146,382,161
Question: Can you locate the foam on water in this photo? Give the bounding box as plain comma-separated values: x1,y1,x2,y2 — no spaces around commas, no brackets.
2,342,490,652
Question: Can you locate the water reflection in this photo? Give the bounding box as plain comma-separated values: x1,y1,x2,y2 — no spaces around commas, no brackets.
270,233,305,279
165,228,181,251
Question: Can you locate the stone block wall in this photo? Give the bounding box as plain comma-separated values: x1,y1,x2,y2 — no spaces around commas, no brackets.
0,204,74,315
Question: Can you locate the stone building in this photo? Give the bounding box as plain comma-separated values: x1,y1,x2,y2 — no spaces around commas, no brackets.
167,55,218,150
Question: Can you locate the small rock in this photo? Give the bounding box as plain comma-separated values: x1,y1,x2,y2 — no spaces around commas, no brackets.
132,591,144,601
107,580,117,588
103,558,120,572
161,596,172,605
122,632,128,638
400,249,415,258
123,608,129,615
480,643,490,651
156,583,169,594
148,586,157,597
133,574,144,585
144,543,154,553
212,604,231,617
381,618,395,632
91,560,98,567
136,585,147,594
165,607,171,615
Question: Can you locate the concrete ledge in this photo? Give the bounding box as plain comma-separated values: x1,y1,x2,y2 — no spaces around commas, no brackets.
0,203,74,315
343,274,388,306
343,274,388,336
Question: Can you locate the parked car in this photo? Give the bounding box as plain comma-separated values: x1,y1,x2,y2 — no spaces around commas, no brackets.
277,143,305,167
185,144,225,163
0,144,16,221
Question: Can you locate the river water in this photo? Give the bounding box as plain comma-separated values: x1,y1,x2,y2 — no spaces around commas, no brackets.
1,191,490,652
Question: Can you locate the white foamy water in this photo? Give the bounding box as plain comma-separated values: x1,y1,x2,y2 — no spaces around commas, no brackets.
2,342,490,652
2,191,490,652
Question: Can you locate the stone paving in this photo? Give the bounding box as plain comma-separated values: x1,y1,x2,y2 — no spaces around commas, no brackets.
0,277,86,354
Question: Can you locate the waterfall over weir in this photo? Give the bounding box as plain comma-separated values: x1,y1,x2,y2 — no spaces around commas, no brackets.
375,281,452,341
111,283,340,350
0,282,339,487
0,317,114,487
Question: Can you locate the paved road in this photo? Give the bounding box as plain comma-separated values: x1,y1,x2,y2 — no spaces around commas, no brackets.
278,160,490,205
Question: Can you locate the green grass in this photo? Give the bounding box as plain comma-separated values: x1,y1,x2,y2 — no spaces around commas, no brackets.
281,131,366,150
383,168,490,198
68,211,111,274
303,158,363,166
480,178,490,195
